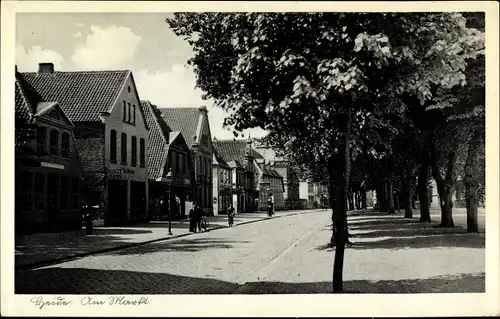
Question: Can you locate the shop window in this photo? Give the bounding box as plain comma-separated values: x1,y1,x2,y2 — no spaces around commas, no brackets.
61,176,70,209
35,173,45,210
18,171,33,211
61,132,70,158
72,177,80,209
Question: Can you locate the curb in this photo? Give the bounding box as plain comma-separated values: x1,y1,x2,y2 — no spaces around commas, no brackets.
16,210,319,271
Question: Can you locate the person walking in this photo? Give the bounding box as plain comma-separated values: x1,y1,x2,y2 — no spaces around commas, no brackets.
188,206,197,233
194,205,205,232
227,204,235,227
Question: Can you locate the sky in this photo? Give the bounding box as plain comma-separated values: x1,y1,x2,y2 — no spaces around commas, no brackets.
15,13,268,140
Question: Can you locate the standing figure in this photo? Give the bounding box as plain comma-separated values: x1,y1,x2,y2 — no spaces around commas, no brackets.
194,205,205,232
188,206,197,233
227,204,235,227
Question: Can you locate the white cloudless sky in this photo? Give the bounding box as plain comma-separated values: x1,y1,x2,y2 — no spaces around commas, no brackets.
15,13,267,140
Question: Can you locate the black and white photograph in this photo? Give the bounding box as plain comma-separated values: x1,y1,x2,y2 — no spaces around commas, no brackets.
1,1,499,317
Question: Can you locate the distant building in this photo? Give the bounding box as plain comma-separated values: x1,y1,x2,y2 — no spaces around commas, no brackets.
159,106,214,215
141,101,194,220
253,141,301,209
213,138,258,214
212,149,232,215
21,63,150,225
15,71,84,233
299,181,329,209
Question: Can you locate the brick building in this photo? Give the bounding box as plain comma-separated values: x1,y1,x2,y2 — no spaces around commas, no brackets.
15,71,84,233
141,101,194,220
21,63,150,225
159,106,213,215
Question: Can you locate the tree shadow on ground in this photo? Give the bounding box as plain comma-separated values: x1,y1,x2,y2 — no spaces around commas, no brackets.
15,267,485,294
104,238,252,255
316,213,485,251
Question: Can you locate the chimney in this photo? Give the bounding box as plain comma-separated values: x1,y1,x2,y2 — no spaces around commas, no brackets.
15,65,18,73
199,105,208,114
38,63,54,74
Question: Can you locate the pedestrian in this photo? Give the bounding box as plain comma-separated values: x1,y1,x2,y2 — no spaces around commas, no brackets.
194,205,205,232
227,204,235,227
188,206,197,233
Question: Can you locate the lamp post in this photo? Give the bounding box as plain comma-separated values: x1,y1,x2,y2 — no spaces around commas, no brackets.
165,168,173,235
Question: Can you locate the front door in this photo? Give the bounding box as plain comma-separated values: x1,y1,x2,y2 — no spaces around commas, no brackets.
47,174,59,225
107,179,128,223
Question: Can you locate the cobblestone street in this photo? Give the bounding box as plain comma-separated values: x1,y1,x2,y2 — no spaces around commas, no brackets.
15,209,485,294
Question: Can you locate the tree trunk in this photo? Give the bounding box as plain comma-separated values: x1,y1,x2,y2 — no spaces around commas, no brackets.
431,146,457,228
418,151,431,222
403,183,414,218
332,110,351,293
387,180,395,214
464,130,482,233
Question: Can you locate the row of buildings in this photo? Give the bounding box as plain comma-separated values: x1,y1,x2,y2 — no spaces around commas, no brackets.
14,63,328,233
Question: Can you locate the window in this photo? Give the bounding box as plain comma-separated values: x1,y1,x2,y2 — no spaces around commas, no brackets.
35,173,45,210
18,171,33,211
177,152,183,175
71,177,80,209
131,136,137,166
128,86,131,93
61,132,70,157
61,176,69,209
121,133,127,164
36,126,46,154
139,138,145,167
132,105,136,124
127,103,131,122
110,130,117,163
49,129,59,155
123,101,127,121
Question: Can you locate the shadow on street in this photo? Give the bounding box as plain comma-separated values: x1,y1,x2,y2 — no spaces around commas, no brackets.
15,267,485,294
104,237,252,255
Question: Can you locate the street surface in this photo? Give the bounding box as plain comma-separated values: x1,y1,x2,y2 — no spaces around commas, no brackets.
16,209,485,294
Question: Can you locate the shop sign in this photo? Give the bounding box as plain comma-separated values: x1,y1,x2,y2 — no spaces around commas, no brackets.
108,168,123,178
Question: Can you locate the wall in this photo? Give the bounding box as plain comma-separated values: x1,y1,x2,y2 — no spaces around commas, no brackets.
103,74,149,219
193,109,213,213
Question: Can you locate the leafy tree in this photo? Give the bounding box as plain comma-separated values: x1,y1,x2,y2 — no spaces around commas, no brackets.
168,12,484,292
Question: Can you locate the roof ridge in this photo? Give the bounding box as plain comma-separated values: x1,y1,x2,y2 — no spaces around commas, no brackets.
22,70,130,74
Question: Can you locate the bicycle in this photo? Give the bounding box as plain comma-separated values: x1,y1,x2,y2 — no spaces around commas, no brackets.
201,216,210,232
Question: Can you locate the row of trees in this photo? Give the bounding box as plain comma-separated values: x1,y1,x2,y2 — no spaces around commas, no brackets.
167,12,485,292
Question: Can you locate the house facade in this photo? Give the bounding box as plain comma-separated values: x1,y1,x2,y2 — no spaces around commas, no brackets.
212,149,232,215
299,181,329,209
15,71,84,233
253,142,301,208
254,159,285,210
159,106,213,215
141,101,194,220
21,63,150,226
213,138,258,214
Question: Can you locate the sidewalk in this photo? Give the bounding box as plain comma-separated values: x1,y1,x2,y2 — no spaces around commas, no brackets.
15,209,322,270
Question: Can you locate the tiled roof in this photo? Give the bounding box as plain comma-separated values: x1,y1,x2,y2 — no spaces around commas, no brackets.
20,70,130,122
212,139,263,165
15,72,39,149
213,149,230,168
158,108,200,148
140,100,171,180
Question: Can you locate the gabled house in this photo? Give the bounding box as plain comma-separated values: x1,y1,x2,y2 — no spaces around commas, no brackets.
141,101,194,220
159,106,214,215
212,138,260,214
253,158,285,210
212,149,232,215
15,70,84,233
253,140,301,209
21,63,150,226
